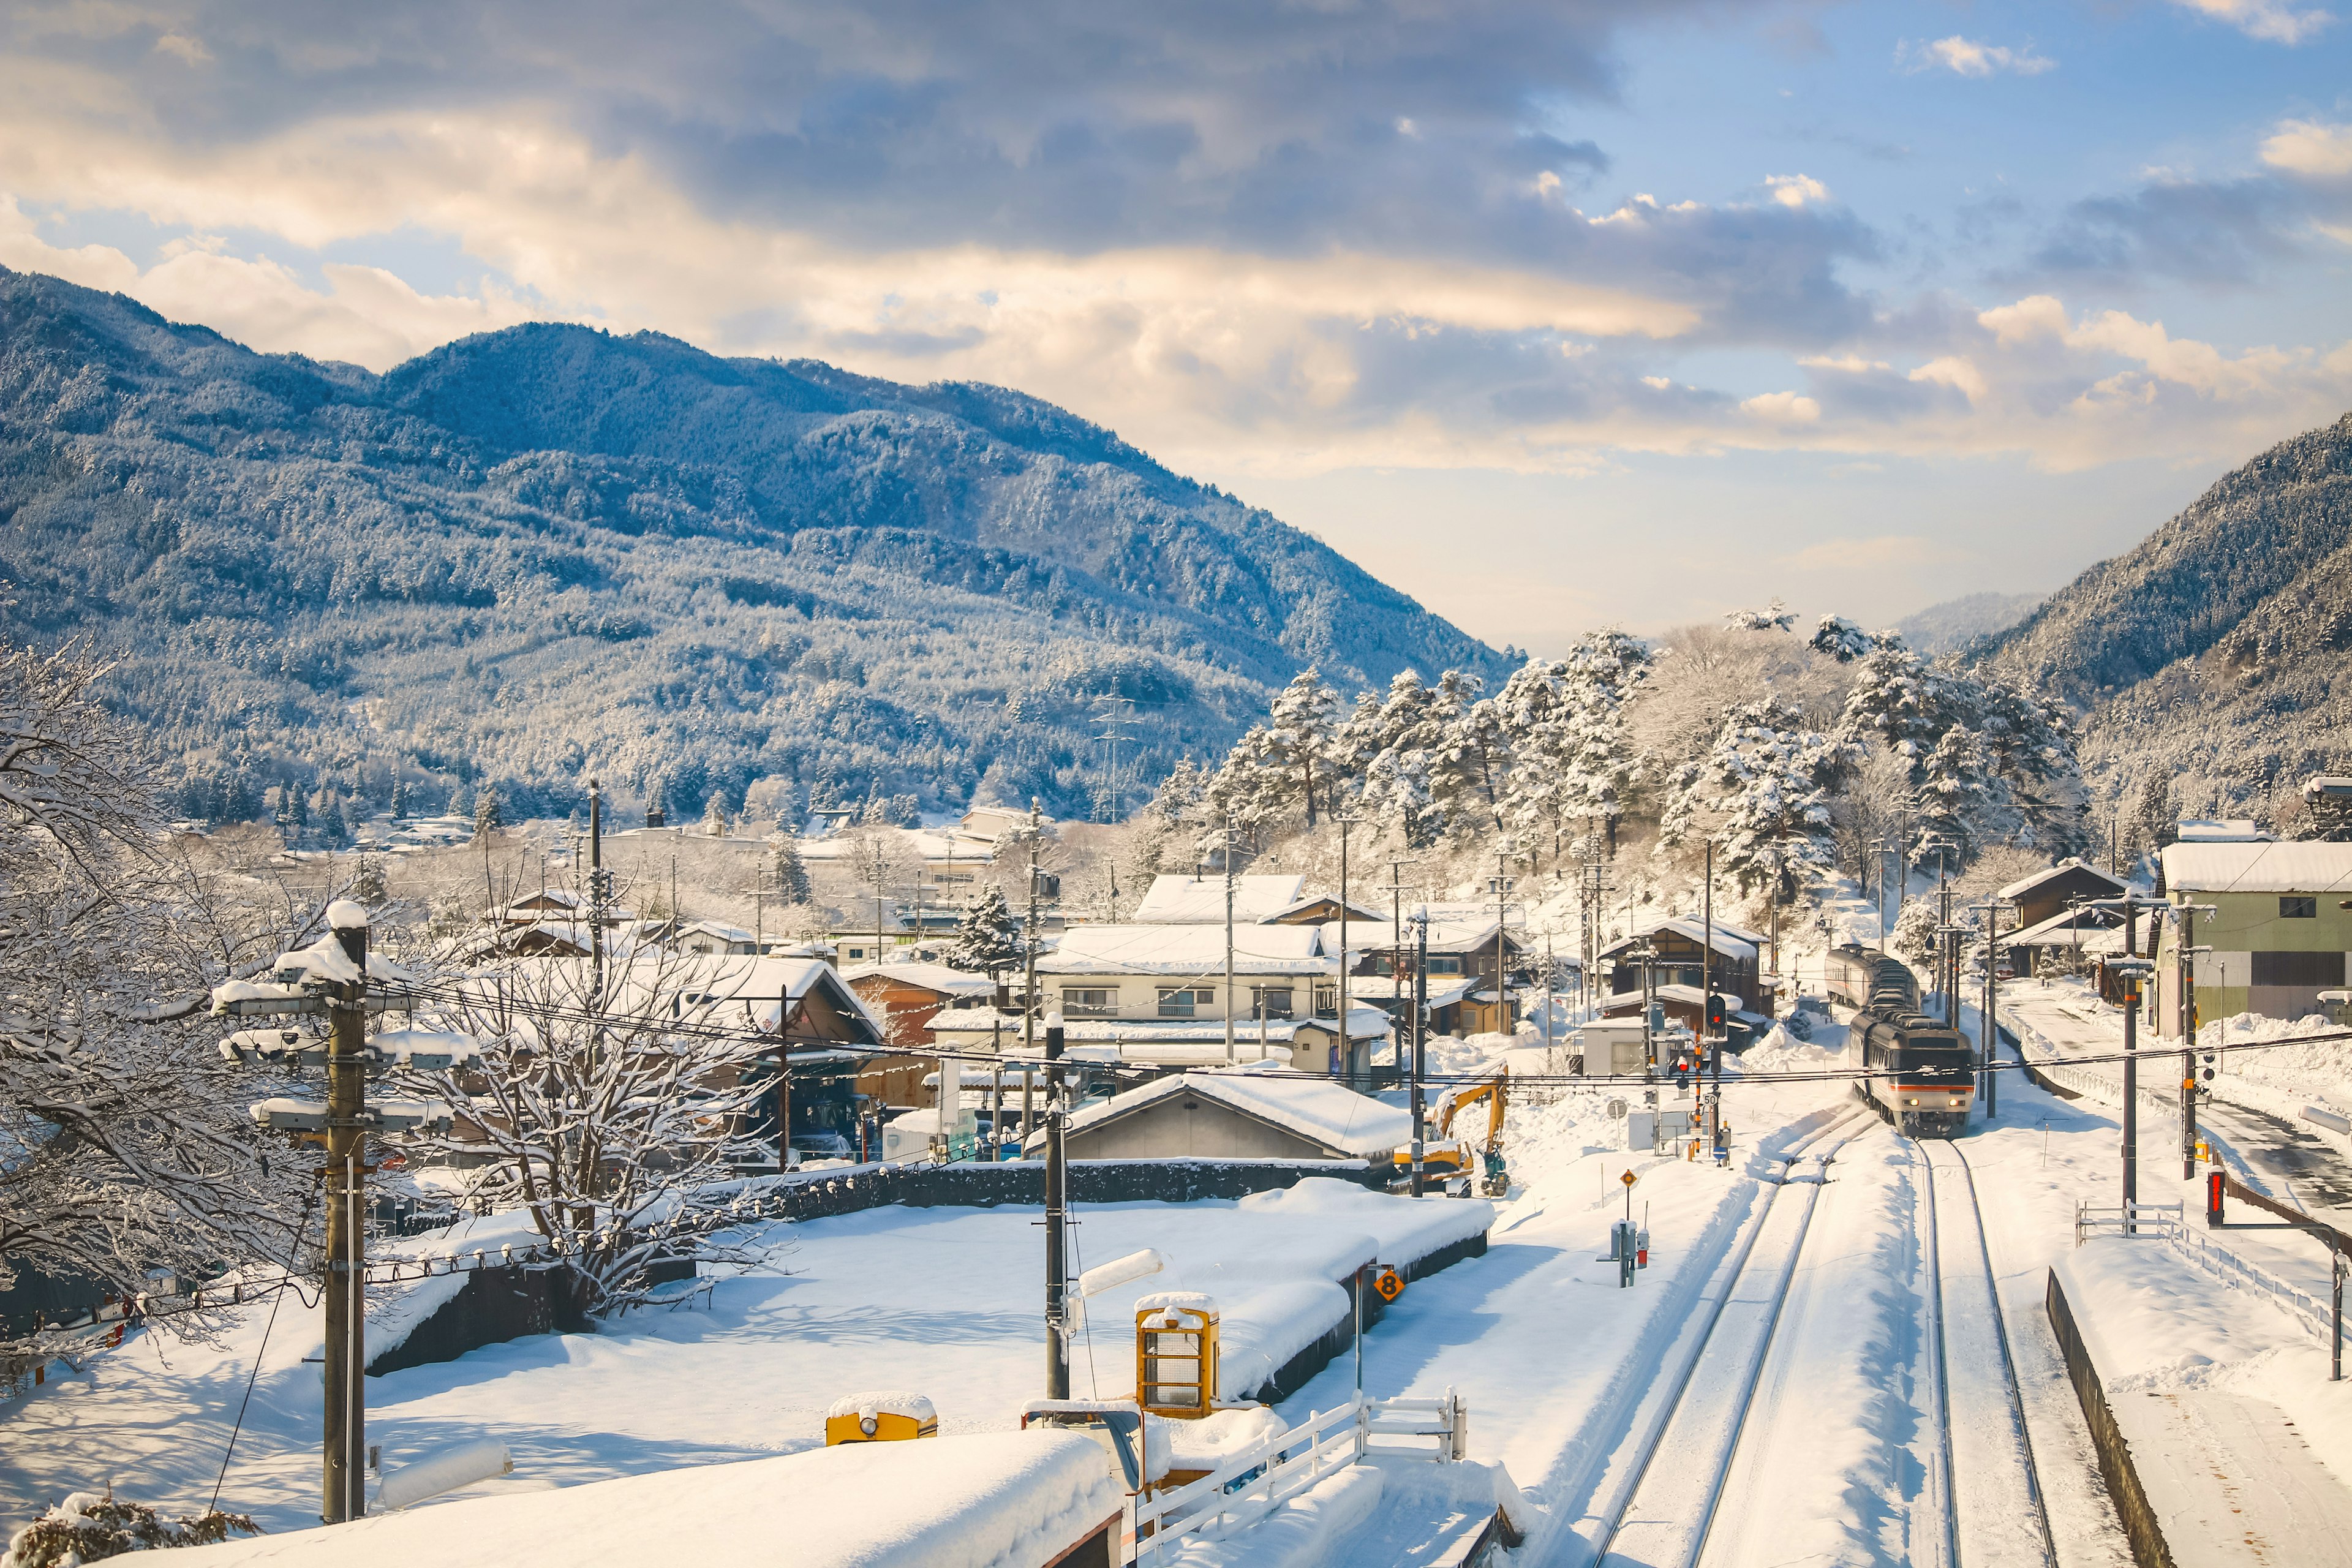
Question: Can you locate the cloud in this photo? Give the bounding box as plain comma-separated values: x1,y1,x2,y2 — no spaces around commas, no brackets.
2166,0,2334,42
1779,535,1961,570
1898,37,2057,77
2262,118,2352,179
2025,173,2297,287
1765,173,1831,208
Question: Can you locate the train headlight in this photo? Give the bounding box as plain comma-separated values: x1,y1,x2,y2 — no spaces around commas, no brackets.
1905,1098,1918,1106
1949,1096,1964,1107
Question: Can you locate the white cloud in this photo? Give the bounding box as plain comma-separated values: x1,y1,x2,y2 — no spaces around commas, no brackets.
2261,118,2352,178
1779,534,1960,570
2167,0,2334,42
1765,174,1830,209
1742,390,1822,423
1899,36,2058,77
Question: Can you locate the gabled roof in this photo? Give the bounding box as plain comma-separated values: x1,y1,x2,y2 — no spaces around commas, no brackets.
2003,907,2125,946
1039,922,1330,977
2161,840,2352,894
1265,893,1384,925
1994,858,2128,902
1130,873,1306,924
1041,1062,1409,1157
2176,819,2270,843
1597,916,1757,965
839,961,996,997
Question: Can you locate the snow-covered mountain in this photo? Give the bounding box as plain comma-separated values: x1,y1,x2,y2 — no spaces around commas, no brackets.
1981,409,2352,819
1893,590,2043,657
0,267,1499,821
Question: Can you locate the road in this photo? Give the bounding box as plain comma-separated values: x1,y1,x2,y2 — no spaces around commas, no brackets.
2002,986,2352,1216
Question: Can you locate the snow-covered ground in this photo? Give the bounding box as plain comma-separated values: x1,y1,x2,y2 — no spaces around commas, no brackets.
18,996,2352,1564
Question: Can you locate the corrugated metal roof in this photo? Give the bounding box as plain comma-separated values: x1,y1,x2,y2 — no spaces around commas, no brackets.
1995,858,2127,901
2161,840,2352,893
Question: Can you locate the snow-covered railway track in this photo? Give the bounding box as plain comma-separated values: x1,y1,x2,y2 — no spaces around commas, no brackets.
1578,1109,1875,1568
1919,1137,2057,1568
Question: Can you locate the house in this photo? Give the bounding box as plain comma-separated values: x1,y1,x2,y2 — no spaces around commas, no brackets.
647,954,904,1148
2155,840,2352,1035
1598,914,1763,1023
1129,873,1307,924
1349,907,1529,1036
1264,892,1384,927
2000,906,2130,981
840,960,996,1048
925,921,1390,1076
642,918,761,956
1993,859,2129,933
1026,1062,1410,1161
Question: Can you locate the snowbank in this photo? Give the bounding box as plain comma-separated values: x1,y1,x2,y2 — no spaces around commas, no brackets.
167,1432,1123,1568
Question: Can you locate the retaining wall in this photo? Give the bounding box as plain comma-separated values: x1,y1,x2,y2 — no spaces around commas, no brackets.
2045,1268,2173,1568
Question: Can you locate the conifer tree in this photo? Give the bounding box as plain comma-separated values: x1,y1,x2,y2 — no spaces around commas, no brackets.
947,884,1024,973
773,834,812,904
473,785,502,840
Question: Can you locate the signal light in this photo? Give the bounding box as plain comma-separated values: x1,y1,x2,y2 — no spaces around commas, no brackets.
2207,1170,2225,1228
1705,992,1727,1030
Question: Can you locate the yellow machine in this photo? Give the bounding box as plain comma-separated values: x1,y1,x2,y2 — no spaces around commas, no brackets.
1136,1295,1219,1418
1429,1076,1510,1196
824,1391,938,1444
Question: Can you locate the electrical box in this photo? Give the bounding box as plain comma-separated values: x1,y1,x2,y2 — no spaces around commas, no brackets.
1577,1022,1651,1077
1626,1111,1654,1150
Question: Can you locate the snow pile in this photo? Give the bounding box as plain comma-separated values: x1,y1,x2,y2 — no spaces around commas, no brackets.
167,1433,1123,1568
1735,1025,1849,1076
1058,1061,1410,1156
1155,1405,1289,1472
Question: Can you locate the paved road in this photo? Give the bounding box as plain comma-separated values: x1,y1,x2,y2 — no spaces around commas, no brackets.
2004,988,2352,1217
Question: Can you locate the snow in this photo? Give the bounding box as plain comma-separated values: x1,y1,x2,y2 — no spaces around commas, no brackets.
1041,922,1331,976
839,960,997,996
1995,856,2126,902
1131,874,1310,924
164,1431,1123,1568
2162,839,2352,892
1053,1063,1412,1157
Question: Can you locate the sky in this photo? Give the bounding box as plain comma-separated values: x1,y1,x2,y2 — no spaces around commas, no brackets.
2,0,2348,651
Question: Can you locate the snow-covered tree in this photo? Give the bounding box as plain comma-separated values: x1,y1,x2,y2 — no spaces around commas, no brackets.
1352,670,1447,846
473,785,502,839
947,884,1024,973
400,940,776,1316
1428,674,1510,837
1262,667,1339,827
1725,597,1798,633
772,835,812,905
1662,697,1859,900
1810,615,1871,663
1,642,309,1359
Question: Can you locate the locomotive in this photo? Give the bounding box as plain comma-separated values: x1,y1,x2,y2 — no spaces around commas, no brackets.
1825,944,1977,1137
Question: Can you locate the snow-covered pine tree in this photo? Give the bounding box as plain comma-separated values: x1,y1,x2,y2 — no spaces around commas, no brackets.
1428,675,1511,839
473,785,502,840
1356,670,1446,847
389,775,409,818
947,884,1024,973
1662,696,1858,900
1725,597,1798,633
1809,614,1871,663
1262,666,1339,827
772,835,813,904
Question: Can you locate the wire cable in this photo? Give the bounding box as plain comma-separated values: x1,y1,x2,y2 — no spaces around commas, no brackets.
209,1190,316,1514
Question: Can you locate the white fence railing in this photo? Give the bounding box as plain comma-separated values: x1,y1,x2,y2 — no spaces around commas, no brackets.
2075,1200,2183,1244
1131,1389,1467,1560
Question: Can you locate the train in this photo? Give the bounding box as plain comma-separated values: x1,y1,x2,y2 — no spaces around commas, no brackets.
1825,944,1977,1137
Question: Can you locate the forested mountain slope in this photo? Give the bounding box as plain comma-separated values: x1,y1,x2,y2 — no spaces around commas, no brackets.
0,267,1498,822
1981,409,2352,820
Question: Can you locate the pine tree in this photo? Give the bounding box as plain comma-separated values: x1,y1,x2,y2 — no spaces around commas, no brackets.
1428,676,1510,838
389,777,409,818
473,785,502,840
350,851,388,906
947,884,1024,973
1663,697,1859,900
1262,666,1339,827
773,835,812,903
1809,614,1871,663
1355,669,1446,847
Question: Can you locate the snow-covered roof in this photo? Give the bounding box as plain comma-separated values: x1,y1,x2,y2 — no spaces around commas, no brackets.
2004,907,2126,946
1265,892,1384,924
1130,873,1307,924
934,1005,1388,1047
1044,1061,1410,1156
1994,857,2128,902
1599,982,1743,1012
1346,975,1483,1011
2176,819,2271,843
2161,840,2352,894
839,960,996,997
164,1432,1122,1568
1039,922,1330,977
1597,916,1758,965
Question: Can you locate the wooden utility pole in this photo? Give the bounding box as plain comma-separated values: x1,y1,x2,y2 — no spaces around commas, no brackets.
1224,816,1237,1065
1410,908,1428,1196
322,903,369,1525
1336,814,1358,1082
1023,799,1042,1064
1043,1018,1069,1398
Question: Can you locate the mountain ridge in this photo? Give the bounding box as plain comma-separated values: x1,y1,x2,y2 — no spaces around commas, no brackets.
0,266,1499,823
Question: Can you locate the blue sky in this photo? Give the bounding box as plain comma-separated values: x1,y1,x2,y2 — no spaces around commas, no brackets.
1,0,2346,648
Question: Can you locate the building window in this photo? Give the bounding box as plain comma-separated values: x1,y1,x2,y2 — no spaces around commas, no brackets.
2250,951,2345,986
1250,987,1294,1020
1314,984,1338,1017
1061,987,1118,1018
1426,956,1463,976
1157,987,1214,1019
2283,896,2318,919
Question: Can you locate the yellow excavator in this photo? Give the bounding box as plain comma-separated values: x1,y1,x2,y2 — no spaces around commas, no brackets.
1390,1075,1510,1196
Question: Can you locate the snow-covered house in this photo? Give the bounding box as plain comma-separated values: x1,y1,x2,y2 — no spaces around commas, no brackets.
1028,1062,1410,1161
840,960,996,1049
1596,916,1765,1038
1352,907,1532,1036
926,922,1389,1075
1129,872,1307,924
2155,840,2352,1034
1994,859,2128,932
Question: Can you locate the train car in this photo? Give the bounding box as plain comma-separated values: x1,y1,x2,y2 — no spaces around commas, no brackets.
1853,1005,1976,1136
1824,944,1920,1013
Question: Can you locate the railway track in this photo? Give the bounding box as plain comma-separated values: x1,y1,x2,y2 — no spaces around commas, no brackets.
1578,1107,1877,1568
1918,1137,2059,1568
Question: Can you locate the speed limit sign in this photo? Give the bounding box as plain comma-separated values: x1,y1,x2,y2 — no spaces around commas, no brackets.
1372,1266,1404,1303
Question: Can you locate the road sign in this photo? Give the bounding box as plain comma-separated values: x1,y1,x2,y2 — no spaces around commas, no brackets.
1621,1170,1638,1188
1372,1267,1404,1303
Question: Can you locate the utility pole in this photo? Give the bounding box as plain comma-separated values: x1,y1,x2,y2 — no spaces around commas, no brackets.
1411,907,1429,1196
1024,799,1042,1066
1704,840,1720,1155
1224,816,1238,1066
1043,1016,1069,1398
1967,897,2015,1120
2118,955,2150,1231
1336,813,1359,1084
2176,900,2215,1181
1493,847,1512,1038
1385,854,1417,1075
322,902,368,1525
